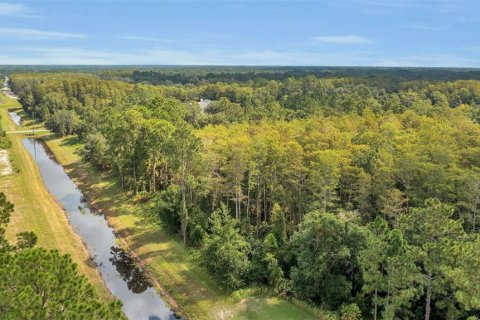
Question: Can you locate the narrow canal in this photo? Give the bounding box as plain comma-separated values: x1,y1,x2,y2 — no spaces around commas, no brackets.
8,111,21,126
22,137,178,320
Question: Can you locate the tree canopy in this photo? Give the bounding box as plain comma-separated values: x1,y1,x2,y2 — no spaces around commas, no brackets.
0,192,126,319
8,70,480,319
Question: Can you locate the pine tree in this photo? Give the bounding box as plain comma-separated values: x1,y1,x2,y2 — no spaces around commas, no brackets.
0,192,126,319
202,204,250,290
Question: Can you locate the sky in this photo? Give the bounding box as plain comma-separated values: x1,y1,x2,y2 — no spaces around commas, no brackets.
0,0,479,66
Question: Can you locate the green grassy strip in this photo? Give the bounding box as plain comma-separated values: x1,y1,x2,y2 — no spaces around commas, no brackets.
0,96,111,300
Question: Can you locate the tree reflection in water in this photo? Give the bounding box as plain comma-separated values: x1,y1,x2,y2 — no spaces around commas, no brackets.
109,246,152,294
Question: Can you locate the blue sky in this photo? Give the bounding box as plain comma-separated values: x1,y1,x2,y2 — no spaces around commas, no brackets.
0,0,479,66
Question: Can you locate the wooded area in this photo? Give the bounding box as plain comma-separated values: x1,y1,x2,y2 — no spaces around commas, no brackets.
9,71,480,319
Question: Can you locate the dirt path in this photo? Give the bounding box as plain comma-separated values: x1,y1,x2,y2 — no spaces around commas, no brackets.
0,149,13,176
6,129,49,134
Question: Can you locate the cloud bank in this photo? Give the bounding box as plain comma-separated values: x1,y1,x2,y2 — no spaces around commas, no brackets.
313,35,374,44
0,28,86,40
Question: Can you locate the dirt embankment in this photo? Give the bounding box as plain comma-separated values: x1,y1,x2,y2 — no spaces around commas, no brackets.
0,149,13,176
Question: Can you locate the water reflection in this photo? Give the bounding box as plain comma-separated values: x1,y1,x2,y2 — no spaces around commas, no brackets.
8,111,21,126
110,246,152,294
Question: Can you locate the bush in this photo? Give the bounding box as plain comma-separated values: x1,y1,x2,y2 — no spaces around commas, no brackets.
187,205,208,246
340,303,362,320
149,185,181,233
0,117,11,149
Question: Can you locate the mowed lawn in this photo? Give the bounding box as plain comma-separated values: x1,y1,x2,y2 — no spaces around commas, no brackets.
0,97,111,300
45,134,323,320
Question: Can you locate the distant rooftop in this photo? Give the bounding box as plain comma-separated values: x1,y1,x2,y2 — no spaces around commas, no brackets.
198,98,212,111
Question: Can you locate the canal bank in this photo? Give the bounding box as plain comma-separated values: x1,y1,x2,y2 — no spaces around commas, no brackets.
23,138,179,320
2,99,187,319
0,101,111,300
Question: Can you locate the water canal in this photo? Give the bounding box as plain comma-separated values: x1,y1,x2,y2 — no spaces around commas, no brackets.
8,111,21,126
22,137,178,320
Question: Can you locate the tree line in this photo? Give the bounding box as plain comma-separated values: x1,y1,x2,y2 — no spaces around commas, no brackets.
9,72,480,319
124,67,480,85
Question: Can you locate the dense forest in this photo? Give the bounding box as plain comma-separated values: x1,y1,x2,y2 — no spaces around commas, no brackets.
4,65,480,85
124,67,480,85
9,71,480,319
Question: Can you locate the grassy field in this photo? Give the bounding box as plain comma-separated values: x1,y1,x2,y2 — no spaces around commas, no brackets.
44,134,323,319
0,96,111,299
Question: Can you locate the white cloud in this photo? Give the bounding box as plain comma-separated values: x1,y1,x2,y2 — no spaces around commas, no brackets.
0,28,86,40
0,46,478,67
0,46,374,66
117,35,171,43
361,0,417,9
313,35,374,44
0,3,28,15
0,47,196,65
407,23,450,31
0,2,41,18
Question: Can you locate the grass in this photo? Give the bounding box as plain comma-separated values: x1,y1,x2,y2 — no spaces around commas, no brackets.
232,297,320,320
0,96,111,300
45,134,323,319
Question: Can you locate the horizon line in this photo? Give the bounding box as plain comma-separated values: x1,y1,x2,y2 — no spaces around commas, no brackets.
1,64,480,70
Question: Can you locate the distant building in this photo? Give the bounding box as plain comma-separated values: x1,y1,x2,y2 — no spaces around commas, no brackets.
198,98,212,111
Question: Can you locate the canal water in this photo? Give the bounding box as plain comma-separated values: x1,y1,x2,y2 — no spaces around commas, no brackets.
23,138,178,320
8,111,21,126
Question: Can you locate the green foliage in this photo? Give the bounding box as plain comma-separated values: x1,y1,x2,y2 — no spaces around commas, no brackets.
186,205,208,246
441,237,480,312
202,204,250,290
290,211,366,308
398,199,476,319
0,248,126,319
308,150,342,212
149,185,181,233
340,303,362,320
0,116,11,149
0,192,14,225
14,231,38,251
261,234,285,290
271,203,287,245
0,192,125,318
250,233,285,291
45,109,81,136
81,132,109,169
169,124,202,244
0,192,15,252
359,217,421,319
